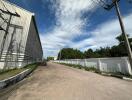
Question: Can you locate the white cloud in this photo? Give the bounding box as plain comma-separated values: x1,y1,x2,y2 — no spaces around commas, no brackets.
72,13,132,51
40,0,132,58
41,0,97,58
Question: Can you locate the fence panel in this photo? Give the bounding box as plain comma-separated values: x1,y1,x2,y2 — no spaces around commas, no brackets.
54,57,132,75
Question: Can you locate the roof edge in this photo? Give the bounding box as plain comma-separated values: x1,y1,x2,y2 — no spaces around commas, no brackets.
3,0,34,15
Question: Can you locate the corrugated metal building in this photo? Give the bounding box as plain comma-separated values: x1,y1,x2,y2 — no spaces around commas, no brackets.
0,0,43,69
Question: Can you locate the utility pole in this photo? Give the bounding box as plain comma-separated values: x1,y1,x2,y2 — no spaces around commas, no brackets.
103,0,132,69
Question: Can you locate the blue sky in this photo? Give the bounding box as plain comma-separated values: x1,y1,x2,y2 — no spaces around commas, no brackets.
9,0,132,58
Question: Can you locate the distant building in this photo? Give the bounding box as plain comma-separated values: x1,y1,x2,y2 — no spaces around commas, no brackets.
0,0,43,69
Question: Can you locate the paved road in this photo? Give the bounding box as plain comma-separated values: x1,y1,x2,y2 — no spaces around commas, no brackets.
0,62,132,100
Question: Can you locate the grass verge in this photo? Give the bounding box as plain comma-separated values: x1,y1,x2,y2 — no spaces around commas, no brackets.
57,63,101,74
0,63,39,81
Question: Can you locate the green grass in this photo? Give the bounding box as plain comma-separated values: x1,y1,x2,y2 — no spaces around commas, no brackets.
23,63,38,71
57,63,100,73
0,63,39,81
0,68,26,80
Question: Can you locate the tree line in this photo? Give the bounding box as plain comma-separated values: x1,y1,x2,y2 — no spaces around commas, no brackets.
47,57,54,61
57,34,132,60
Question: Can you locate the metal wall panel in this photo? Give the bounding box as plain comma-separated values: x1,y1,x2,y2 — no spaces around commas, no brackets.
0,0,43,69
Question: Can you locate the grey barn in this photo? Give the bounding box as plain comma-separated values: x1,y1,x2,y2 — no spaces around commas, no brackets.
0,0,43,69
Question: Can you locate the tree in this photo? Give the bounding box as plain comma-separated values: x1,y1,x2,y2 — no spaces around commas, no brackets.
95,47,111,57
110,34,132,57
84,34,132,58
47,57,54,61
116,34,132,47
57,48,84,60
84,49,96,58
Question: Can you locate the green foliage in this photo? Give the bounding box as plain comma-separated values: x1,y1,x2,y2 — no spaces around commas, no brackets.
58,48,84,60
0,63,38,80
47,57,54,61
84,47,111,58
110,34,132,57
24,63,38,71
0,68,26,80
84,67,96,71
59,63,100,73
0,68,18,75
84,49,95,58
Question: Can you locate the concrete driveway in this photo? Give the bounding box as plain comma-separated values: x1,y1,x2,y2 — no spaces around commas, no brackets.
0,62,132,100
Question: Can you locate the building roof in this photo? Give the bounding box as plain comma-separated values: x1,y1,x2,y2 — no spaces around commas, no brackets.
2,0,34,15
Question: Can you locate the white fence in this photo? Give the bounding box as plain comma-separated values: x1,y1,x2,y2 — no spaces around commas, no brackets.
54,57,132,75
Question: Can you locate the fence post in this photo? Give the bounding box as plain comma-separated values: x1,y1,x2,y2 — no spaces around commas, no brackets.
124,57,132,75
84,59,87,67
77,59,79,65
97,58,101,71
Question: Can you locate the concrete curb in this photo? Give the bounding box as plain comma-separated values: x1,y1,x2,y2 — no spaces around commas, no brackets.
0,69,32,90
122,77,132,81
101,73,132,81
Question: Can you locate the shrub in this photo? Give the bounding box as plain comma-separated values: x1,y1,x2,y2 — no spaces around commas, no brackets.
84,67,90,71
76,65,82,69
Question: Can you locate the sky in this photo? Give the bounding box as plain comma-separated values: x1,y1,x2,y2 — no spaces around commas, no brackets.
9,0,132,58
